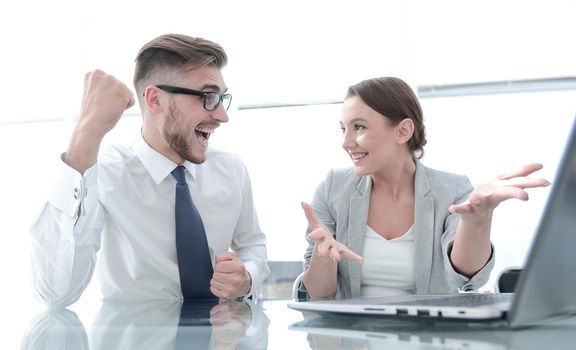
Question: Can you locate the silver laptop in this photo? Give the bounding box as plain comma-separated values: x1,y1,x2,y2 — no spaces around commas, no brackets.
288,115,576,328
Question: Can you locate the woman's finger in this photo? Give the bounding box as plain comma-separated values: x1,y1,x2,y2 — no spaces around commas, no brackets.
495,163,543,180
328,246,341,262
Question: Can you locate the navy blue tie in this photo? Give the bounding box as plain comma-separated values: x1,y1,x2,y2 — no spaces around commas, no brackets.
172,165,215,299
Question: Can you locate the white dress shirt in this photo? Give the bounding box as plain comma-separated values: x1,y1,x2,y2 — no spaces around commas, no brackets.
30,137,270,307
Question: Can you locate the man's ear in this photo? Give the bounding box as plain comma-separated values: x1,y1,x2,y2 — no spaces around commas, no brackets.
397,118,415,144
143,86,164,114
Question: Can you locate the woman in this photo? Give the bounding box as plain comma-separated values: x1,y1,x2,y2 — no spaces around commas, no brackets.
300,77,548,299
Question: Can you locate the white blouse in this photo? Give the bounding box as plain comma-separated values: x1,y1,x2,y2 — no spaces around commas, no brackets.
360,225,416,297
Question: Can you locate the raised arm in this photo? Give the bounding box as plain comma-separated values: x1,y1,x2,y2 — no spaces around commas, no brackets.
65,70,135,174
30,70,134,307
449,163,550,277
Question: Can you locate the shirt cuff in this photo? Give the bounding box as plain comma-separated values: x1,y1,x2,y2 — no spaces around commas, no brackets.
242,261,259,301
49,154,96,218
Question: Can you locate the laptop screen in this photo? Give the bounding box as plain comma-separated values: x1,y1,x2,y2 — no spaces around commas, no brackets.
509,115,576,326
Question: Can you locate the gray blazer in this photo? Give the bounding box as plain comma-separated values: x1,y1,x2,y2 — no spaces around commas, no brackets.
303,159,495,299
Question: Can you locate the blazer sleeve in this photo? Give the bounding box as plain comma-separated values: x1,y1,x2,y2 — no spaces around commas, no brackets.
299,170,339,296
303,170,338,270
440,175,495,291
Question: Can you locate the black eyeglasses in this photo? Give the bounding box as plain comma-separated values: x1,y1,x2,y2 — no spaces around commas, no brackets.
156,85,232,111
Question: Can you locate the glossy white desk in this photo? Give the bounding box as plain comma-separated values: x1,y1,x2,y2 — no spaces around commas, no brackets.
20,299,576,349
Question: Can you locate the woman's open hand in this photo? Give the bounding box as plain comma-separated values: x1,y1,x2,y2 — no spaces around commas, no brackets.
449,163,550,220
302,202,363,263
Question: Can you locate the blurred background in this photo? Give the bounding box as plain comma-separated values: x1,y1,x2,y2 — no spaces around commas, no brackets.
1,0,575,346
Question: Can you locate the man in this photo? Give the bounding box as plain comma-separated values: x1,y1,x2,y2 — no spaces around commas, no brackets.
30,34,269,307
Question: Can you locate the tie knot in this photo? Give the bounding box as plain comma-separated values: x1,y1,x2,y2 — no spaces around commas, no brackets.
171,165,187,185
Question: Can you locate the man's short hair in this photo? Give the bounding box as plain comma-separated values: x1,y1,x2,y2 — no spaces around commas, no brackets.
133,34,227,98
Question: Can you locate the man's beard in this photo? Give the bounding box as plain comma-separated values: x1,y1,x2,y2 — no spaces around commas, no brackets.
163,103,205,164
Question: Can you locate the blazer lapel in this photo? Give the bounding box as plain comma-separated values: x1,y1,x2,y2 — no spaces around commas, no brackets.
413,160,435,294
346,176,371,298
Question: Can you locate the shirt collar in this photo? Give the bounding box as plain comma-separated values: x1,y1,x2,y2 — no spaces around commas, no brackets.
135,136,199,184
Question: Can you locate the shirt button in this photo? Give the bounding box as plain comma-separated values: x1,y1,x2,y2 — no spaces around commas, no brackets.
74,187,79,199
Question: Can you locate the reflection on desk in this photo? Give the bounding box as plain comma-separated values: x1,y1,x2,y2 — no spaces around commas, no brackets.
290,312,576,350
21,299,269,350
21,308,88,349
20,300,576,350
